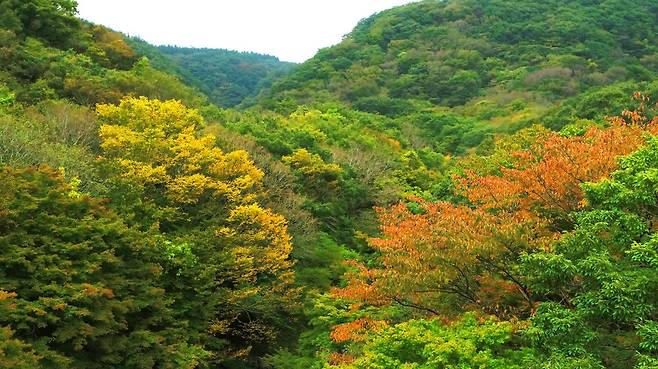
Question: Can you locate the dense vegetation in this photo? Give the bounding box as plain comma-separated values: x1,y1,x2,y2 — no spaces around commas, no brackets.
261,0,658,124
1,0,658,368
157,46,294,107
125,38,296,108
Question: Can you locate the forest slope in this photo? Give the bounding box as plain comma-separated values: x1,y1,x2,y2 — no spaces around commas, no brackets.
1,1,658,369
156,45,295,107
123,39,295,108
260,0,658,127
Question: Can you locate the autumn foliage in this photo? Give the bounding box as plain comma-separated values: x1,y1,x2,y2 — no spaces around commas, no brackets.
96,97,298,360
2,0,658,366
334,107,658,325
330,318,388,343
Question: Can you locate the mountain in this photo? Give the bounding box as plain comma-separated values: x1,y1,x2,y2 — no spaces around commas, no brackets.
0,8,206,107
2,1,658,369
127,37,296,107
157,46,295,107
260,0,658,125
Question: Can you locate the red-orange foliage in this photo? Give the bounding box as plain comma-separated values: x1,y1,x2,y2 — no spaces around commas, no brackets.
611,92,658,128
461,121,657,224
333,198,547,318
330,318,387,343
334,110,658,320
327,352,356,366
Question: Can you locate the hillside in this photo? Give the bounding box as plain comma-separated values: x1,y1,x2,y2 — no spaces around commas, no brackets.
126,37,296,107
0,6,206,107
260,0,658,126
1,1,658,369
158,46,295,107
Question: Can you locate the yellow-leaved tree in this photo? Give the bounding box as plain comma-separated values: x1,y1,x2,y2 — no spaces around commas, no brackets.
97,97,297,363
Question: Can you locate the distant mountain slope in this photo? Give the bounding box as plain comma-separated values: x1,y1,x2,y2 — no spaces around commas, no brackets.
260,0,658,118
156,46,295,107
0,10,206,107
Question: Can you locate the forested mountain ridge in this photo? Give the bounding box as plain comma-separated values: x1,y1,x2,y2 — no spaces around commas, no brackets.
157,46,295,108
260,0,658,126
126,38,296,107
0,0,291,109
0,2,206,107
1,0,658,368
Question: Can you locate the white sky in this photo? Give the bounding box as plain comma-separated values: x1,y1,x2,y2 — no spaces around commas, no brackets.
75,0,419,63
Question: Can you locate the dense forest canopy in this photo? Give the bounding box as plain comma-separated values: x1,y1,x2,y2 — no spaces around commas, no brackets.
125,38,296,108
157,46,295,108
1,0,658,368
261,0,658,123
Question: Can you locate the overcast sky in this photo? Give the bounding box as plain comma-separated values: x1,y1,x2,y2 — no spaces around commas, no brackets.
75,0,418,63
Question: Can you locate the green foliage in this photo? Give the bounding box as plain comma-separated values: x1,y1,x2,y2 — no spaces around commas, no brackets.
400,111,493,154
215,106,408,248
353,96,415,117
330,314,537,369
527,303,597,358
523,136,658,368
543,81,658,130
0,84,15,106
158,46,295,107
3,0,658,368
0,327,41,369
0,15,206,107
0,100,99,192
262,0,658,124
0,167,207,368
0,0,83,49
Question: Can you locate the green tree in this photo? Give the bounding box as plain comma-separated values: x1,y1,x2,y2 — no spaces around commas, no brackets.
97,97,298,364
0,166,206,368
0,0,83,49
523,135,658,368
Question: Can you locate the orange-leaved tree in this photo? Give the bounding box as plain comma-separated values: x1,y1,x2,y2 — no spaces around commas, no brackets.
334,103,658,327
